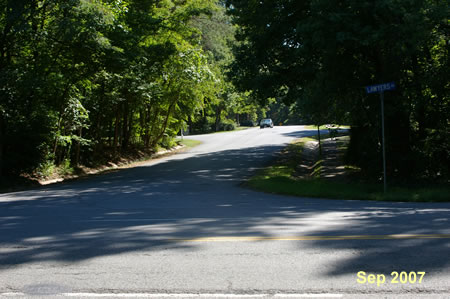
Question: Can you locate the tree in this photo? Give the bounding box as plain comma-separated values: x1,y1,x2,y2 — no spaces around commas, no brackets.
0,0,230,178
227,0,449,179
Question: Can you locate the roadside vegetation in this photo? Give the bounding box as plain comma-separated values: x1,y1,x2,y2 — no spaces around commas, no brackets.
247,132,450,202
178,139,203,148
229,0,449,185
0,1,268,183
1,136,203,193
1,1,448,192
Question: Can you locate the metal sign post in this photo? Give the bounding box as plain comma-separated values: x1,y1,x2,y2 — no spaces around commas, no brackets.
380,91,386,193
365,82,396,193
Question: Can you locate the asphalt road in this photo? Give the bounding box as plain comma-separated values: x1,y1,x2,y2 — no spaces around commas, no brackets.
0,126,449,298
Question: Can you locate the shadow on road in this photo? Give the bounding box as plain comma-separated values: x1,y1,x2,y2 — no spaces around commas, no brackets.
0,144,449,277
301,206,450,276
280,129,318,138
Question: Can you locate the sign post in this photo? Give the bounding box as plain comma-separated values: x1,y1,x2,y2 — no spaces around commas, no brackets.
365,82,396,193
380,91,386,193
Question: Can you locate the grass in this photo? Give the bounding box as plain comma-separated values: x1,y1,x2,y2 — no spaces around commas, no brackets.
235,126,251,131
247,175,450,202
178,138,203,148
246,136,450,202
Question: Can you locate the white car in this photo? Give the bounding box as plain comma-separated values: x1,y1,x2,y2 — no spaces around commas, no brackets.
260,118,274,128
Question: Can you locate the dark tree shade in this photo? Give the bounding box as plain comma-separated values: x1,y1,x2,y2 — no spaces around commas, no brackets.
227,0,449,179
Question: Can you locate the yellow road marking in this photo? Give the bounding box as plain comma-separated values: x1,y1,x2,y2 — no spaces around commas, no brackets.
169,234,450,242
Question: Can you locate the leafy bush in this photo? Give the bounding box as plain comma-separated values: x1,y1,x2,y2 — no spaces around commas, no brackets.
58,159,74,176
240,120,256,127
160,134,177,149
218,119,236,131
37,160,56,178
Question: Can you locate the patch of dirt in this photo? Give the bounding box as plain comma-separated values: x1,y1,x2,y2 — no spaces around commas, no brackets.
293,136,351,180
38,145,186,185
292,141,320,179
321,137,350,180
1,145,186,193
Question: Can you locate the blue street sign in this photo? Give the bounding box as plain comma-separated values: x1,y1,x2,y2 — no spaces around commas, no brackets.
365,81,396,192
365,82,396,94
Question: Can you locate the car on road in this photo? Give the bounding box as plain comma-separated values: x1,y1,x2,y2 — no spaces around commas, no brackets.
260,118,274,129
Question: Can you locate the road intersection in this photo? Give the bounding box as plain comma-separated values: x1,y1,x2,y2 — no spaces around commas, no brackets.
1,126,449,298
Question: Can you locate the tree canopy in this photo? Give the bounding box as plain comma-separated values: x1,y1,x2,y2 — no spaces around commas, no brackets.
1,0,448,182
0,0,263,178
227,0,449,179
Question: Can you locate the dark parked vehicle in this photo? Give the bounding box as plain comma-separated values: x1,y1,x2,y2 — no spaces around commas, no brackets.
260,118,274,129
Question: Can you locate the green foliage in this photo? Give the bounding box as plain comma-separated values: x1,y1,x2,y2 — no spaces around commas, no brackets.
159,135,177,149
186,2,265,134
218,118,236,131
247,137,450,202
228,0,450,180
37,160,56,178
248,175,450,203
58,159,74,176
1,0,250,177
178,138,202,148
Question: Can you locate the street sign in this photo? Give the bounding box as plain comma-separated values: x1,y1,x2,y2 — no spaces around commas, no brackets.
365,81,396,193
365,82,396,94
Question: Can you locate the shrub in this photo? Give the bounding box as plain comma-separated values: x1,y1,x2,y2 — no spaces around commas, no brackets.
160,134,177,149
58,159,74,176
218,119,236,131
240,120,256,127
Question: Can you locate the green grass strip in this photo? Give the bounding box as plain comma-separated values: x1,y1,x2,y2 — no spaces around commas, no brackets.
247,174,450,202
247,136,450,202
178,139,202,148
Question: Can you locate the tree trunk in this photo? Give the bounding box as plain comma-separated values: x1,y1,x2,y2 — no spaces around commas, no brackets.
53,112,63,156
94,81,105,150
75,127,82,166
0,112,4,177
0,1,14,71
139,109,145,145
122,101,130,150
215,106,222,132
146,106,160,148
108,120,112,147
317,125,322,156
113,107,120,154
150,100,176,148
